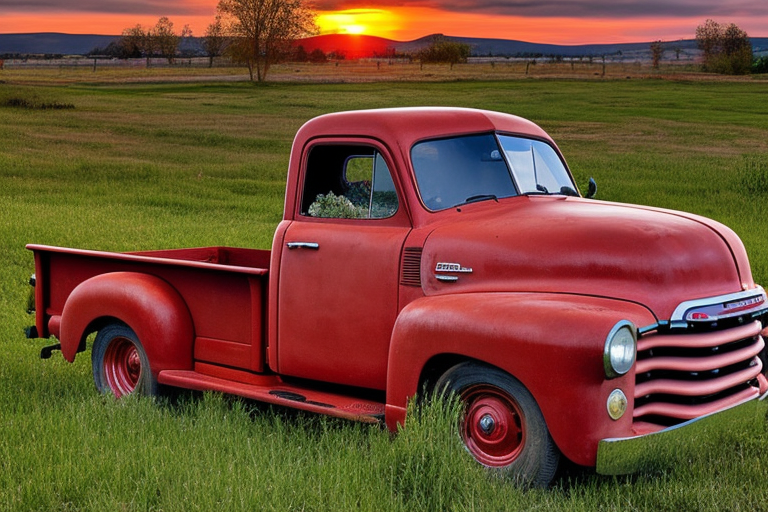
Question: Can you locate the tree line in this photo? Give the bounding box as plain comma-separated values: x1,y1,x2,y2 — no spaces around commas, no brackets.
90,0,316,81
91,1,472,82
90,4,765,81
651,19,763,75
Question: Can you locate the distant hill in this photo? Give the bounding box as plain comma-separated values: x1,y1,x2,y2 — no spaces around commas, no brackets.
0,33,118,55
1,32,767,59
296,33,674,59
297,34,395,59
294,34,768,61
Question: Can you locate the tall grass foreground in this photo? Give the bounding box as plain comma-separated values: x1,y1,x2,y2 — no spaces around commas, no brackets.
1,77,768,511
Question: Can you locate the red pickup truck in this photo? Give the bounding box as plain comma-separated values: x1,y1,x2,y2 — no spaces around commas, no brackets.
27,107,768,486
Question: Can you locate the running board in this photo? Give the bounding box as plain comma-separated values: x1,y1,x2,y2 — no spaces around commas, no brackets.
158,368,385,423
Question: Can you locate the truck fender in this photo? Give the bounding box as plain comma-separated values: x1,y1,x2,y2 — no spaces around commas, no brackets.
385,292,657,467
59,272,194,377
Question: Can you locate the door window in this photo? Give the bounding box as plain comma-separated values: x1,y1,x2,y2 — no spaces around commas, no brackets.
301,145,399,219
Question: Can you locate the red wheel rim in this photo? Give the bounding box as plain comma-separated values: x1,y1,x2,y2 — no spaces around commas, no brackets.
460,384,525,466
103,336,142,397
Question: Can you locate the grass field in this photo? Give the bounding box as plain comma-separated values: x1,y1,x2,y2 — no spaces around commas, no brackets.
1,71,768,511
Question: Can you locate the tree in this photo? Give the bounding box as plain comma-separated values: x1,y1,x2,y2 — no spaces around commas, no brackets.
417,35,471,69
650,40,664,69
117,18,189,66
696,19,721,65
696,19,753,74
154,17,184,64
204,15,228,67
217,0,317,82
120,24,155,66
721,23,752,73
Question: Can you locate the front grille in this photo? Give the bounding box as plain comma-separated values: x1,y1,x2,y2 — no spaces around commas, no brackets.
634,320,764,428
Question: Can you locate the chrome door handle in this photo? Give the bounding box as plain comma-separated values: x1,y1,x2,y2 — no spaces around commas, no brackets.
286,242,319,250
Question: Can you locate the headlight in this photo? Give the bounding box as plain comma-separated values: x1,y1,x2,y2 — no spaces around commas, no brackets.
603,320,637,379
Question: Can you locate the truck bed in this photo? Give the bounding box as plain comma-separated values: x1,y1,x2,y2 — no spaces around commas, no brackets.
28,244,271,372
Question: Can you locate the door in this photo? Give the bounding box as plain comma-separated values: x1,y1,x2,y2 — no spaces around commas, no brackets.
277,144,410,390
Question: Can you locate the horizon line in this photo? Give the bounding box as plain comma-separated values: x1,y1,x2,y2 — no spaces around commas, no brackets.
4,31,766,47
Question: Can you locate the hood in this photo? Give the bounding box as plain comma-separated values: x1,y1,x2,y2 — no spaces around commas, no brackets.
421,196,754,321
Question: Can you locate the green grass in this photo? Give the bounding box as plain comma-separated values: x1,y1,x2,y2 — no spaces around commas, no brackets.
1,77,768,511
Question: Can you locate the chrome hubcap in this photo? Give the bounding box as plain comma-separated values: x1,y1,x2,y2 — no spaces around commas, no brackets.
478,413,496,435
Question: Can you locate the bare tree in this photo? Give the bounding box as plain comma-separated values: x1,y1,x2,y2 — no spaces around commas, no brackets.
217,0,317,82
650,40,664,69
204,15,228,68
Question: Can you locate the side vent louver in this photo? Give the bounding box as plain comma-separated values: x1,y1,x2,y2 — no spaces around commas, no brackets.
400,247,423,287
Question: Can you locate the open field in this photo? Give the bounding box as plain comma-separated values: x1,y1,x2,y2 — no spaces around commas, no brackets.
4,59,768,85
1,74,768,510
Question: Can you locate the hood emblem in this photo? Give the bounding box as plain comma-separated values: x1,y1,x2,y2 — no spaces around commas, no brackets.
435,262,473,283
436,262,473,273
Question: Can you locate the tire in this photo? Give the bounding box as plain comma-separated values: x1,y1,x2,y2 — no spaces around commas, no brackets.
92,323,157,398
435,361,560,487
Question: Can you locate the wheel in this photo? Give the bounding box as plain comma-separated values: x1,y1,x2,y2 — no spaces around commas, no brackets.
92,323,157,397
435,362,560,487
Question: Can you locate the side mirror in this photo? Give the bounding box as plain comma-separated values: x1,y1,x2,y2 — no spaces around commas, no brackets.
585,177,597,199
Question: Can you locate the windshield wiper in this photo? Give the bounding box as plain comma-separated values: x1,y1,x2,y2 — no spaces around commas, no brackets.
525,185,578,197
463,194,499,205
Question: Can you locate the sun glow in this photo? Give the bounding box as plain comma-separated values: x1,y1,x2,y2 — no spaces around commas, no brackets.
316,9,398,38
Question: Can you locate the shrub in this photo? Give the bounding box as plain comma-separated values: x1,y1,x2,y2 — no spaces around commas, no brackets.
1,97,75,110
308,192,366,218
753,56,768,74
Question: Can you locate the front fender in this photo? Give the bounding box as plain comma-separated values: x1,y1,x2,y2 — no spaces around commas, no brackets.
385,292,657,467
59,272,194,377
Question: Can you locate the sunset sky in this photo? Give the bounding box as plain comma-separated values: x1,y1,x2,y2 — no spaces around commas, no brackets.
1,0,766,45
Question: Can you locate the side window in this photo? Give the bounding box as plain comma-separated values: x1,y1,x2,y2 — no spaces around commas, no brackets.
301,145,399,219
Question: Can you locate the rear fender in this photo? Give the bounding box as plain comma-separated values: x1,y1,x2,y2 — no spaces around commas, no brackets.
385,292,656,467
59,272,194,377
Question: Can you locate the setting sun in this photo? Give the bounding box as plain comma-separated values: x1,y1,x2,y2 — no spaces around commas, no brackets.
316,9,399,38
343,24,366,35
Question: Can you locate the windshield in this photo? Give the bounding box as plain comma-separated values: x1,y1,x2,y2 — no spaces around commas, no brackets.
497,135,574,195
411,133,575,211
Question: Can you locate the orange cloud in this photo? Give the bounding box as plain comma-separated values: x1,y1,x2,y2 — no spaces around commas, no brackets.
373,7,763,44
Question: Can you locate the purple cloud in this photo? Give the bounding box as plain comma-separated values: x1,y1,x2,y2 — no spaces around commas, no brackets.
1,0,765,22
0,0,210,16
312,0,768,19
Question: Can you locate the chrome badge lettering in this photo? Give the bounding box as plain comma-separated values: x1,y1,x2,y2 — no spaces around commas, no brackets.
724,296,763,310
435,262,473,273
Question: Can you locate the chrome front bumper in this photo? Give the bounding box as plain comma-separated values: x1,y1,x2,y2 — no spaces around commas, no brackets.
596,394,767,475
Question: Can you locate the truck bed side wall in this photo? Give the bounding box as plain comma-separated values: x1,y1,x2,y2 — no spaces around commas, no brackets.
32,247,269,373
